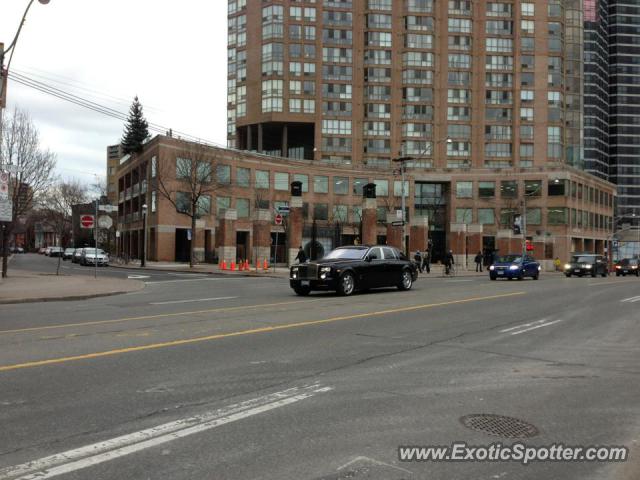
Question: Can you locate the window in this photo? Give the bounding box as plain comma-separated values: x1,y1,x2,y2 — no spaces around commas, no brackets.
293,174,308,193
456,181,473,198
216,165,231,184
376,207,387,223
456,208,472,224
151,191,157,213
478,208,495,224
176,191,191,213
521,3,534,15
521,20,534,34
197,195,212,216
334,177,349,195
394,180,409,197
216,196,231,215
313,203,328,220
520,108,534,122
322,120,352,135
520,90,534,102
333,204,348,222
526,208,541,225
374,179,389,196
314,175,329,193
353,178,368,195
476,182,496,199
151,156,157,178
275,172,289,191
237,167,250,187
176,157,191,179
548,207,567,225
525,180,542,196
501,181,518,198
548,180,565,196
236,198,250,218
255,170,269,189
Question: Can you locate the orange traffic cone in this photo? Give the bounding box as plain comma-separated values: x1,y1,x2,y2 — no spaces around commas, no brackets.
256,259,260,271
220,260,226,270
239,260,245,271
263,259,269,271
231,261,236,271
245,259,250,270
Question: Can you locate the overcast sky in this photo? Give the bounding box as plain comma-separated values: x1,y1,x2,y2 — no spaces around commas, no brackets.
1,0,228,185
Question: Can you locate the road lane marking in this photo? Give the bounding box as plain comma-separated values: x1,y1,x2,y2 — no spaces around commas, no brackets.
509,319,563,336
144,277,248,284
0,292,525,372
588,279,637,286
0,384,331,480
500,318,550,333
0,300,322,336
127,275,150,279
621,295,640,303
149,296,238,305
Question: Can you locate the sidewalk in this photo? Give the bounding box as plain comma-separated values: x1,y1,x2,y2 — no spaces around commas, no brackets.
111,260,291,278
0,270,145,304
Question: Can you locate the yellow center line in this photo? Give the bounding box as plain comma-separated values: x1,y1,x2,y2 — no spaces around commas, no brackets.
0,292,525,373
0,300,323,335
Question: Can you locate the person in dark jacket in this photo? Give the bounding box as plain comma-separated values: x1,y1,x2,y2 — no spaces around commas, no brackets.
295,246,307,263
423,248,431,273
474,251,483,272
414,251,423,273
444,250,455,275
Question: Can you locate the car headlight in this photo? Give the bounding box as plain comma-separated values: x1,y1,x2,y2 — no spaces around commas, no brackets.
320,267,331,274
564,264,571,270
585,264,592,269
489,265,495,271
632,266,638,269
538,266,541,271
509,265,520,270
291,266,299,272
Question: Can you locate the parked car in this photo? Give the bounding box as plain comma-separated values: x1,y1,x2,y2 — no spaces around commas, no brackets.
48,246,64,257
80,248,109,266
72,248,84,264
38,247,47,254
564,253,608,277
43,247,52,256
289,245,418,296
63,248,76,261
615,258,640,277
489,254,541,280
10,246,24,254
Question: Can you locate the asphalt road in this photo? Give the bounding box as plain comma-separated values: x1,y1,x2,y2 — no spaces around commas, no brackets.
1,254,639,479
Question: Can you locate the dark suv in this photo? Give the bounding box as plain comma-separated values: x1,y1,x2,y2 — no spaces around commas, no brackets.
615,258,640,277
564,253,608,278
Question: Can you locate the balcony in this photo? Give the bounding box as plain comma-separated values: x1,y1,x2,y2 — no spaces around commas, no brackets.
125,188,132,200
119,191,124,203
133,183,140,196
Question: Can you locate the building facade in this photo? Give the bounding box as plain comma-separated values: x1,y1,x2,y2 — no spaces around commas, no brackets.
106,144,123,205
609,0,640,227
115,136,615,269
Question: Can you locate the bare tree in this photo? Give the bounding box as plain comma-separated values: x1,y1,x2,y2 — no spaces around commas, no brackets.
156,142,219,268
0,107,56,277
41,179,88,275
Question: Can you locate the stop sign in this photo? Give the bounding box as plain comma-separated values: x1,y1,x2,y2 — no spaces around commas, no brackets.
80,215,95,229
275,214,283,225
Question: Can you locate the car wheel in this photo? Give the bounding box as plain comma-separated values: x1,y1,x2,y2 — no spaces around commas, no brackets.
616,272,620,277
602,271,607,277
507,277,513,281
337,272,356,296
490,274,497,281
293,285,311,296
398,269,413,291
533,272,539,280
517,272,524,280
565,273,571,277
591,272,597,278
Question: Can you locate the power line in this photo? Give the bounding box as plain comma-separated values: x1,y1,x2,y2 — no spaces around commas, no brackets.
7,71,227,149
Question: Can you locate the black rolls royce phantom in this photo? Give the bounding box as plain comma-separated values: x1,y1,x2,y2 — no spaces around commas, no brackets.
289,245,418,296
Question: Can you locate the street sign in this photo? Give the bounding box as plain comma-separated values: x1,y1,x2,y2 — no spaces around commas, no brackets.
0,183,8,201
396,209,403,220
276,205,290,214
275,213,283,225
98,215,113,229
0,172,9,183
80,214,95,229
391,221,405,227
98,204,118,213
0,200,12,222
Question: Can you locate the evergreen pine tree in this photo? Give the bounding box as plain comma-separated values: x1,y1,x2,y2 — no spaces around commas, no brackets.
121,96,149,154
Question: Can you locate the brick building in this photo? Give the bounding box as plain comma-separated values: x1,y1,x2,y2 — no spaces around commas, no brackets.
115,135,615,270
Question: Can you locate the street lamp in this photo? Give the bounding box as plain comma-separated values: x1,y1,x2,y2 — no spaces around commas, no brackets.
393,137,452,256
141,204,147,268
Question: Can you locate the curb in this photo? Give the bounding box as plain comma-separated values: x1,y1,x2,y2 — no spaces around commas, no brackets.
109,263,289,279
0,289,142,305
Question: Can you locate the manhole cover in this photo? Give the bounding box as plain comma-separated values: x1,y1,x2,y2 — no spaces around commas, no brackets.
460,414,539,438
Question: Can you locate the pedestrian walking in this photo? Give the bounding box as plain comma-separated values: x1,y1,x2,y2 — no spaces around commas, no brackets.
474,251,483,272
423,248,431,273
414,250,423,273
554,257,561,272
295,246,307,264
444,250,455,275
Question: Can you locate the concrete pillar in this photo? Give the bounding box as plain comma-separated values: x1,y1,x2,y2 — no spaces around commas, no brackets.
257,123,263,153
450,223,467,267
386,213,403,250
193,219,206,262
288,197,303,265
247,124,253,151
496,229,512,257
409,217,429,253
362,198,377,245
282,124,288,158
466,224,483,260
253,209,272,266
217,209,238,264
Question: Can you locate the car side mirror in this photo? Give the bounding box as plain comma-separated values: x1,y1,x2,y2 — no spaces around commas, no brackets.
365,255,372,262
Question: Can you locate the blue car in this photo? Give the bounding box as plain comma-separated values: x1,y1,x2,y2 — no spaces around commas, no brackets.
489,254,541,280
